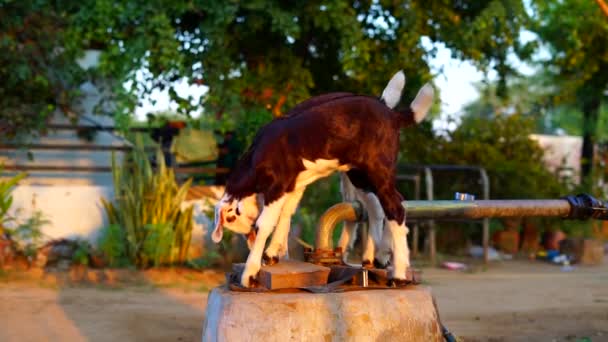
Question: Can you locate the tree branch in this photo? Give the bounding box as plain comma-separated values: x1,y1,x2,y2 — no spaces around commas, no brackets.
596,0,608,18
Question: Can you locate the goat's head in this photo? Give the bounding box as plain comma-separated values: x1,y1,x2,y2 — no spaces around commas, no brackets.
211,193,260,248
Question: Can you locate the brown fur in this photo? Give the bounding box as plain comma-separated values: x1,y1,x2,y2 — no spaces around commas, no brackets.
225,93,419,225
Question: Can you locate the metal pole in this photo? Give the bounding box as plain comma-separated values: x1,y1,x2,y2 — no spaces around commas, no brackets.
402,200,571,220
315,199,573,251
480,169,490,264
424,167,436,266
413,175,421,258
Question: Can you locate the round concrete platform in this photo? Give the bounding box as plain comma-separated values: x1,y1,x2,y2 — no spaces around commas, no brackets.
202,285,443,342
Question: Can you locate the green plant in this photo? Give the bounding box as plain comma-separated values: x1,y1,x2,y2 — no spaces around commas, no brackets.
100,135,194,268
98,224,128,267
0,165,26,234
7,210,49,259
72,239,92,266
186,251,222,270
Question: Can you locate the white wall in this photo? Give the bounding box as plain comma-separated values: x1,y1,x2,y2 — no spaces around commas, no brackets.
529,134,582,184
0,49,128,244
8,185,112,242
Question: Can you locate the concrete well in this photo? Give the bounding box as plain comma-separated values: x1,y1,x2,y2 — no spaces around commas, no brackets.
202,285,443,342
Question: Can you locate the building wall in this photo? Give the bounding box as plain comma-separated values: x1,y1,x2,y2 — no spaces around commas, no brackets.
0,50,128,243
529,134,582,184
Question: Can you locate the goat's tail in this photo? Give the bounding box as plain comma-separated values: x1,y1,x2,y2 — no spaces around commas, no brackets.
400,83,434,126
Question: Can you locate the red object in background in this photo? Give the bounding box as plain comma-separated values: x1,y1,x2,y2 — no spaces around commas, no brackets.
543,229,566,251
493,230,520,254
167,121,186,129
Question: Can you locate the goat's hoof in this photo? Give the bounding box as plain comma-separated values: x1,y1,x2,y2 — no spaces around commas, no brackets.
361,260,374,269
247,275,260,288
262,253,279,266
373,258,389,269
387,278,410,288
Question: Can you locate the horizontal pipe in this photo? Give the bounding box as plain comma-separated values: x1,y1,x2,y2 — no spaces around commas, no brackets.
404,200,571,220
315,199,572,250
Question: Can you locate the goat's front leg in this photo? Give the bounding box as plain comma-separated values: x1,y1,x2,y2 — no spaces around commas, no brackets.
264,190,304,264
241,196,286,287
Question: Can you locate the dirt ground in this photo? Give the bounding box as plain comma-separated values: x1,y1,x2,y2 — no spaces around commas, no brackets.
0,259,607,342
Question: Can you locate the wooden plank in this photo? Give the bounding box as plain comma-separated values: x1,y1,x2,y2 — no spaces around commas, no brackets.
233,261,330,290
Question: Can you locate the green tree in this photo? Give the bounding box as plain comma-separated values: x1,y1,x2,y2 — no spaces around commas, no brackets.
530,0,608,180
72,1,529,128
400,113,565,200
2,1,532,141
0,0,85,138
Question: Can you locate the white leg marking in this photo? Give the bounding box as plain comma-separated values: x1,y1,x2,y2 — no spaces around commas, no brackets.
265,190,304,259
387,220,410,280
241,196,287,287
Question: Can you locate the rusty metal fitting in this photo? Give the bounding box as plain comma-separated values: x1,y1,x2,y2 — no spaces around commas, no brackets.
304,247,343,265
314,200,365,252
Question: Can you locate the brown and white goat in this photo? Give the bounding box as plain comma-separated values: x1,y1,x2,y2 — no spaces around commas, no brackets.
212,71,434,287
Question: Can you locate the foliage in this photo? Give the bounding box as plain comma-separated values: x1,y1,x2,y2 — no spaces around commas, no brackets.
0,0,86,138
71,239,92,266
0,1,529,135
100,135,194,268
185,251,222,270
529,0,608,179
97,224,128,267
0,166,26,233
6,210,49,259
400,114,565,200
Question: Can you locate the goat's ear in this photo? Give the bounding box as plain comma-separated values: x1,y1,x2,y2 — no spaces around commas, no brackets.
411,83,434,123
211,206,224,243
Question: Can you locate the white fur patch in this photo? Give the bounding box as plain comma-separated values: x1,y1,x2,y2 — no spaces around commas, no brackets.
411,83,434,123
387,220,410,280
381,70,406,109
295,159,351,189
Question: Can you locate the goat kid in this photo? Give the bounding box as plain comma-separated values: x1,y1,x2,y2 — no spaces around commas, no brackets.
212,71,434,287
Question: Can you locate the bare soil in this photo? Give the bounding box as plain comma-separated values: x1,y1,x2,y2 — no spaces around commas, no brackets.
0,259,607,342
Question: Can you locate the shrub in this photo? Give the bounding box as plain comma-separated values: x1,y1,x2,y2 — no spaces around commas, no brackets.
100,136,194,268
0,165,26,234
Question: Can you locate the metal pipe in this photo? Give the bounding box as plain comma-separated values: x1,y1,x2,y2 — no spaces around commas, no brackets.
315,199,572,250
480,169,490,264
315,201,365,251
424,167,437,265
404,200,571,220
